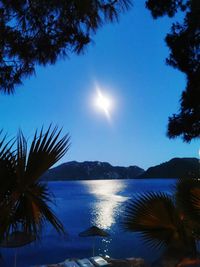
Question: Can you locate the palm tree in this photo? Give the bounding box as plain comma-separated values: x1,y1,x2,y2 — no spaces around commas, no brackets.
0,126,70,241
122,178,200,265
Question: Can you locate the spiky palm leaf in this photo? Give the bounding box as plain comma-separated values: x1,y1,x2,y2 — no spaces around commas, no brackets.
122,192,196,254
13,182,64,238
0,126,70,240
0,131,17,239
175,178,200,240
16,126,70,185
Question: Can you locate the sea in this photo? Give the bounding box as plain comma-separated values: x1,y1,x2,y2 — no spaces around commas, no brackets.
0,179,176,267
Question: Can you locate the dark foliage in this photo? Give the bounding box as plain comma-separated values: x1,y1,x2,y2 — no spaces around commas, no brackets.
1,0,199,142
0,126,70,240
0,0,131,94
122,178,200,260
146,0,200,142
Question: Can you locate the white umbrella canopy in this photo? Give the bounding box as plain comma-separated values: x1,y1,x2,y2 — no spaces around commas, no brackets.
79,226,110,256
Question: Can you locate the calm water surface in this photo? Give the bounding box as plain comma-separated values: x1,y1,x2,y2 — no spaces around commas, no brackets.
1,179,176,267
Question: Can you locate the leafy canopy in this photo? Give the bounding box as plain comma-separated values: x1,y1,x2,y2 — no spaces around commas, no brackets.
0,0,199,142
146,0,200,142
0,0,131,93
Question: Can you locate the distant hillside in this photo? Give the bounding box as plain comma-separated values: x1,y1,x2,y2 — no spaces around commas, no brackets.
138,158,199,179
41,161,144,181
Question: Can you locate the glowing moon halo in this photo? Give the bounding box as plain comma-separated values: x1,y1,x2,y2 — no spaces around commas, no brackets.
94,88,113,119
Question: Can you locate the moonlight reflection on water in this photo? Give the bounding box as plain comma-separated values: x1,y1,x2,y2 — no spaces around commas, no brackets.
0,179,176,267
84,180,129,229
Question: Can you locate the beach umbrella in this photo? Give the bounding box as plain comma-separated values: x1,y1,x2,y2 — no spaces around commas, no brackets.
79,226,109,256
0,231,36,267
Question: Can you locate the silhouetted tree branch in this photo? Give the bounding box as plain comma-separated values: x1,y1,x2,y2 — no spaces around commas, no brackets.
0,1,199,142
146,0,200,142
0,0,131,94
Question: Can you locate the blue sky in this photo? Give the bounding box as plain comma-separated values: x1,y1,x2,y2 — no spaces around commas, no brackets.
0,1,198,170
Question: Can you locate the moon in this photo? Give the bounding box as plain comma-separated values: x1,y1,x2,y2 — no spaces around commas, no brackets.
94,88,113,119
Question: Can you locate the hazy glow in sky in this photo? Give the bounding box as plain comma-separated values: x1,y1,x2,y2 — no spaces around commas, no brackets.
93,87,113,120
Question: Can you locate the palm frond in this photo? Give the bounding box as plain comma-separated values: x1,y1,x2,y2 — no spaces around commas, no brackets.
15,130,27,183
14,182,64,237
175,178,200,228
0,126,69,240
0,132,17,240
24,125,70,184
0,130,16,198
0,131,15,162
122,192,183,250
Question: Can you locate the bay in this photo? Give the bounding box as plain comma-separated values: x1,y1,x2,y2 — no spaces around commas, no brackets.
0,179,176,267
